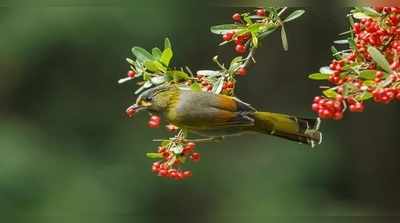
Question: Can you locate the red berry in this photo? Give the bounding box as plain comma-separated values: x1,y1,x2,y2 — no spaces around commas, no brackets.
159,169,168,177
127,70,136,78
186,142,196,150
148,120,160,128
396,92,400,101
166,124,178,132
256,9,266,16
333,112,343,120
312,103,320,112
235,44,247,54
237,67,247,76
376,71,384,79
126,107,136,118
150,115,161,123
162,151,170,159
158,146,166,153
223,32,234,41
232,13,241,21
183,170,192,178
190,152,201,162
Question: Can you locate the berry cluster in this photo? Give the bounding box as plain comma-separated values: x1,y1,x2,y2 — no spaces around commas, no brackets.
221,9,268,55
309,7,400,120
150,142,200,180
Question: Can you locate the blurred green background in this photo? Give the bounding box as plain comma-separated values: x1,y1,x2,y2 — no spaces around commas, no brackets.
1,1,400,222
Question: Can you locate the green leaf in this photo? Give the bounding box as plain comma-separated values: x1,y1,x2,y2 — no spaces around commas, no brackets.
212,78,225,94
251,31,258,48
132,47,154,63
356,92,373,101
320,66,334,75
190,82,202,92
367,46,392,73
210,24,244,34
354,7,380,17
160,48,173,67
348,38,356,50
331,46,341,59
352,12,371,19
258,27,278,39
144,61,166,73
280,25,288,51
150,76,166,85
323,89,337,99
146,153,163,159
164,37,172,50
196,70,220,77
167,70,189,81
334,39,349,44
359,70,376,80
283,10,305,23
229,56,243,70
243,16,253,25
363,80,376,86
160,140,170,147
308,73,330,80
248,23,263,32
152,48,162,60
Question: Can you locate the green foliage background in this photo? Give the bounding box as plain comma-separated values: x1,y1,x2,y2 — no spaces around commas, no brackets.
1,1,399,222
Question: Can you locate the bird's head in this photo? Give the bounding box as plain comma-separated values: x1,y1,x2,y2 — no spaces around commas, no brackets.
131,85,175,113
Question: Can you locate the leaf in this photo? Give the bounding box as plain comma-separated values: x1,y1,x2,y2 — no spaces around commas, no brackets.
170,144,183,154
152,48,162,60
160,48,173,67
161,140,170,147
258,27,278,39
280,25,288,51
352,12,371,19
229,56,243,70
248,23,263,32
150,76,166,85
243,16,253,25
367,46,392,73
308,73,330,80
134,81,153,95
144,61,166,73
251,31,258,48
212,78,225,94
190,82,202,92
132,47,154,63
334,39,349,44
196,70,220,77
363,80,375,86
168,71,189,81
164,37,172,50
359,70,376,80
146,153,163,159
331,46,341,59
210,24,244,34
348,38,356,50
356,92,373,101
323,89,337,99
358,7,380,16
319,66,334,75
283,10,305,23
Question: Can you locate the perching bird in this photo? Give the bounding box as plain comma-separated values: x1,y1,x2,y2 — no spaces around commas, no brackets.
132,85,322,147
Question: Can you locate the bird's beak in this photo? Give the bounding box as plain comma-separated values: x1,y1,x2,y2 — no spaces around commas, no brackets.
129,100,152,113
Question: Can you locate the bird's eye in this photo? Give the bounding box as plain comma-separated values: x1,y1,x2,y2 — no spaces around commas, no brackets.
145,96,153,101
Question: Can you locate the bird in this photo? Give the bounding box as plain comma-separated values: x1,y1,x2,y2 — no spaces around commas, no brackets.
131,84,322,147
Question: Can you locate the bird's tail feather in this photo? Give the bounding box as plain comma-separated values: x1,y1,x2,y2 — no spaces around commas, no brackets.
251,112,322,148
